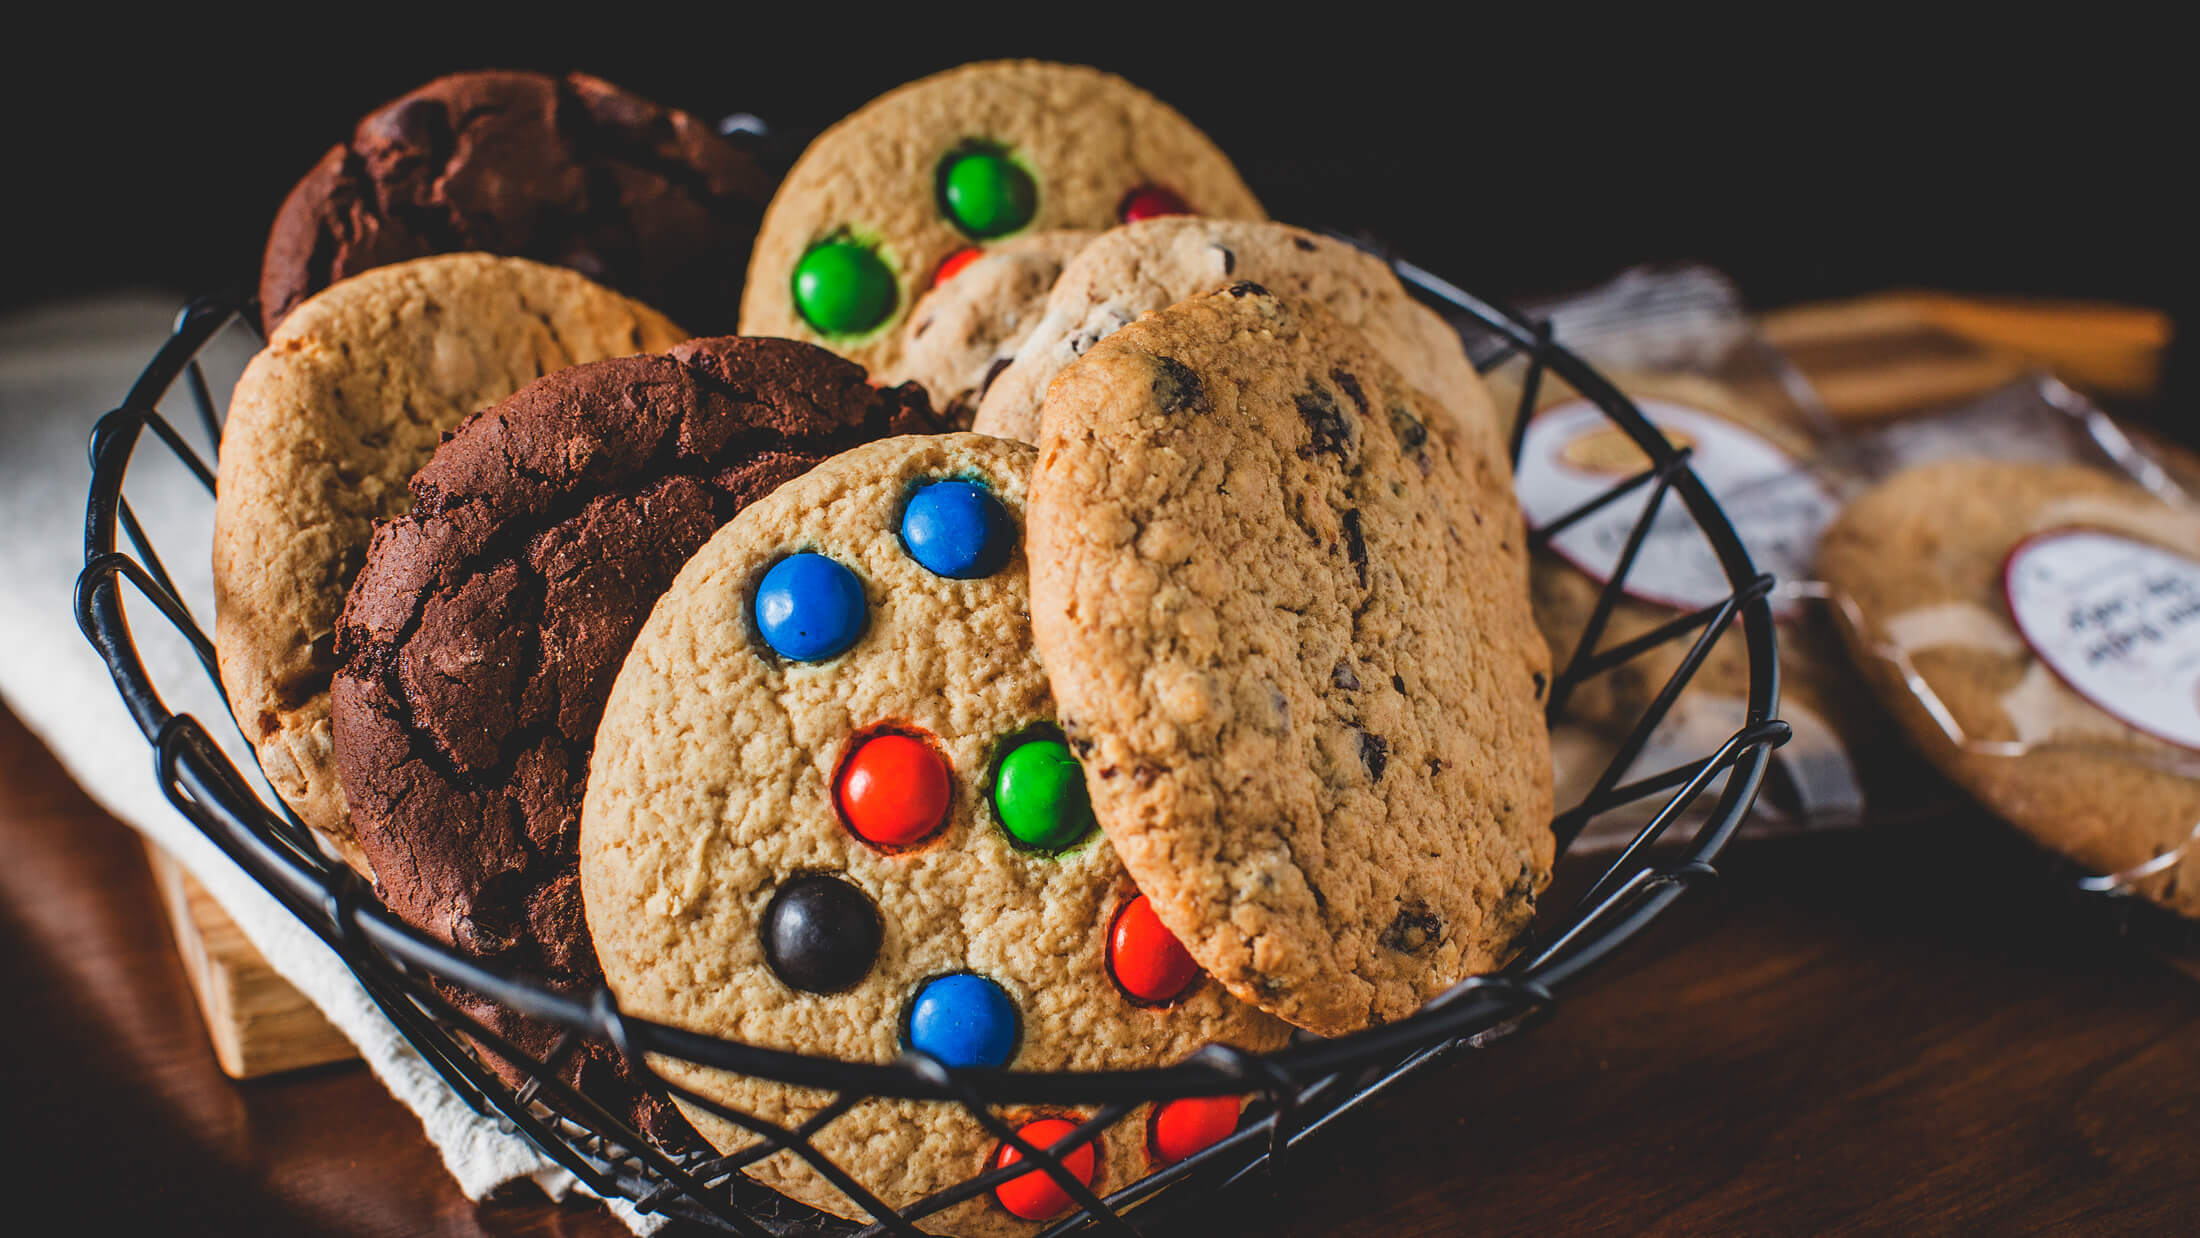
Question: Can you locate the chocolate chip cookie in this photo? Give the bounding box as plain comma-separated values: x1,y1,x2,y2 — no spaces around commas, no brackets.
214,254,687,871
330,336,934,1136
581,433,1289,1234
738,60,1263,375
260,69,773,335
877,230,1094,427
1027,285,1555,1035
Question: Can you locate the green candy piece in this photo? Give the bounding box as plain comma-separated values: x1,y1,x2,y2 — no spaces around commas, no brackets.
940,150,1036,239
793,240,896,335
993,739,1094,851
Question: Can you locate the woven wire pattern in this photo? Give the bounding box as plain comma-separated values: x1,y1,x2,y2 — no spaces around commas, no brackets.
76,254,1786,1234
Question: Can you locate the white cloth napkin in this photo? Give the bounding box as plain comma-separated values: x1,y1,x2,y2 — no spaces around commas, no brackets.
0,293,661,1235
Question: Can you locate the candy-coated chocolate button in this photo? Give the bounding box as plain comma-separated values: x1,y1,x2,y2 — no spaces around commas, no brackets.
992,739,1094,851
992,1117,1099,1220
901,480,1013,579
754,553,866,661
939,149,1036,239
1118,184,1192,222
836,732,951,848
1150,1096,1240,1163
933,246,983,287
1108,893,1199,1005
793,240,897,335
761,874,882,994
906,973,1018,1068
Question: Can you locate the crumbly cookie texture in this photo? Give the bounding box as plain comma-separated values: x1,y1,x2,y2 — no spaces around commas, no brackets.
330,337,932,1138
213,254,686,872
1027,285,1554,1035
1818,459,2200,916
878,230,1095,427
738,60,1263,374
974,218,1505,474
259,69,772,335
582,434,1289,1236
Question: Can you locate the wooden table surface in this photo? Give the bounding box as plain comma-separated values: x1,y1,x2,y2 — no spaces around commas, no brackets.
6,696,2199,1236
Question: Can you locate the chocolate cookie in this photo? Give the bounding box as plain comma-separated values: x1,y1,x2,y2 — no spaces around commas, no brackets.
1818,460,2200,916
1027,285,1555,1035
972,218,1505,473
330,336,935,1138
582,434,1289,1234
877,230,1095,427
214,254,687,872
738,60,1264,374
260,70,773,335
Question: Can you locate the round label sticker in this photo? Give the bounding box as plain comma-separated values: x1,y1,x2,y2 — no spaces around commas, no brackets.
2003,530,2200,751
1514,398,1837,617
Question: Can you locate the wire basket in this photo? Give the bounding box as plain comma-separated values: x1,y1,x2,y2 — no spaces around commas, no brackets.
76,236,1787,1234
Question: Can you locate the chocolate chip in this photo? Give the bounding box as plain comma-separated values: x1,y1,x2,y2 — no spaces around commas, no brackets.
1380,903,1444,954
1067,735,1096,758
1331,369,1369,416
1391,673,1405,694
1295,385,1356,460
1388,405,1427,454
1292,236,1318,252
1225,280,1269,299
1426,756,1446,777
1150,355,1211,416
1133,762,1165,787
1308,879,1329,913
1331,660,1361,691
1342,509,1368,587
1354,727,1387,781
1532,671,1548,700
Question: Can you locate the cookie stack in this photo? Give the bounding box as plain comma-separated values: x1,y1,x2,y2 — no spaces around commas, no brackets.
213,61,1555,1235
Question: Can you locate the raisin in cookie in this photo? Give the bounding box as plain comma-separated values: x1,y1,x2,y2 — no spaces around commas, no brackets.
1818,459,2200,916
260,69,772,335
877,230,1095,427
582,434,1290,1235
738,61,1263,375
214,254,686,871
974,218,1505,474
1027,285,1554,1036
329,336,933,1138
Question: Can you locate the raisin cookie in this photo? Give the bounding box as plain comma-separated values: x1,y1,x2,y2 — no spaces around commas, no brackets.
738,61,1263,375
877,230,1095,427
1818,460,2200,916
329,337,933,1137
214,254,686,871
582,434,1290,1235
974,218,1505,474
260,69,772,335
1027,286,1554,1036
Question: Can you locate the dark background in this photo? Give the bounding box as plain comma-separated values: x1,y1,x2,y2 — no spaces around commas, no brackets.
8,19,2186,410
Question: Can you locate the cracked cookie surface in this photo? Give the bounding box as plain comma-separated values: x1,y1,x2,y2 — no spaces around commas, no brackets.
581,434,1289,1235
330,336,933,1139
214,254,687,871
974,218,1505,476
259,69,773,335
1028,286,1555,1035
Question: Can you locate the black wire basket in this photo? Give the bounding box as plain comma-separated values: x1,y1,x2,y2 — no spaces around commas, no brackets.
76,228,1787,1234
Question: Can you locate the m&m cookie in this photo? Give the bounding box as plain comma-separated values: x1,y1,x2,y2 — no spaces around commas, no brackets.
581,434,1288,1235
738,61,1265,376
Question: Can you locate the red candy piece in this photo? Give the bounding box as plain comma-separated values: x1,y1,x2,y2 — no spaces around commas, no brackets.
835,732,951,848
1151,1095,1241,1164
933,246,983,287
992,1118,1099,1220
1107,893,1200,1004
1118,184,1192,223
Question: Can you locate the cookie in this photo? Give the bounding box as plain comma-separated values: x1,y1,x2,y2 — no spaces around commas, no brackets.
1026,285,1555,1036
214,254,687,871
328,336,933,1135
1818,460,2200,916
973,218,1505,474
877,230,1095,427
260,69,773,335
737,61,1263,374
581,434,1291,1235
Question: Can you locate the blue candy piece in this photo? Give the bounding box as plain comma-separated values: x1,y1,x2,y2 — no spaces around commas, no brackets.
899,480,1012,579
905,973,1019,1068
754,553,866,661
